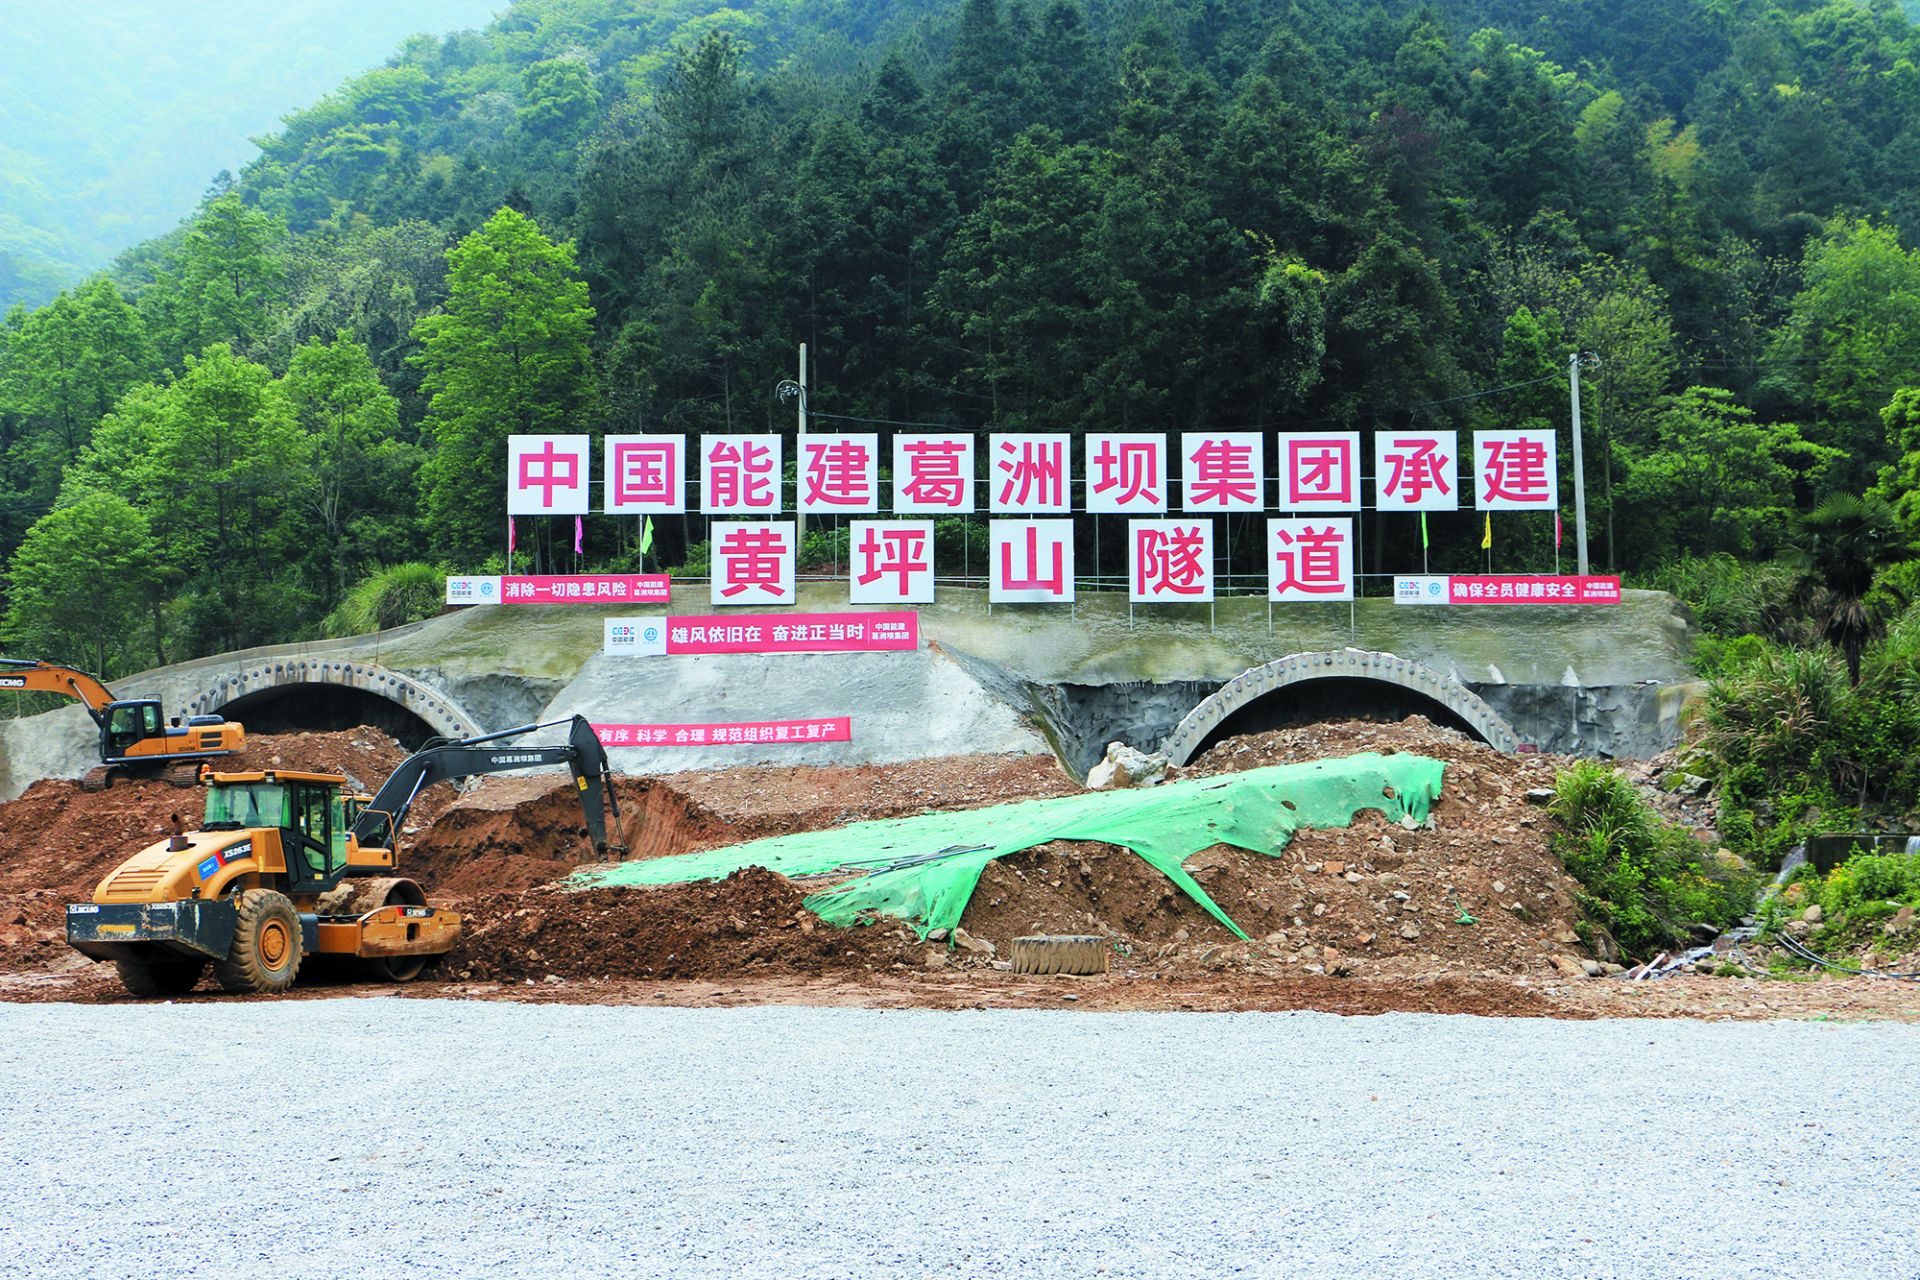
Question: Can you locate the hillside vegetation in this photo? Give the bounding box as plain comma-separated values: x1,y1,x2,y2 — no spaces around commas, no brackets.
0,0,503,310
5,0,1920,750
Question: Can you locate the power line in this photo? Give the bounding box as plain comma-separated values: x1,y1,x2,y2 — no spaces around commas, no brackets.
807,370,1568,433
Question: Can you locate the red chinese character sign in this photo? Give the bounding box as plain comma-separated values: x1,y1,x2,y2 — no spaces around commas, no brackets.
1086,434,1167,513
990,435,1070,513
1130,520,1213,603
508,434,590,514
711,521,795,607
1278,433,1360,511
1374,431,1458,511
800,434,879,513
1269,518,1354,601
991,520,1074,603
850,521,936,604
701,435,782,514
604,435,685,513
894,435,975,513
1475,430,1557,510
1181,433,1264,512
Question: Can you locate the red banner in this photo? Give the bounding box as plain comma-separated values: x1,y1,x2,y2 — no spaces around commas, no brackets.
593,718,851,747
503,574,670,604
1447,575,1621,604
665,611,917,654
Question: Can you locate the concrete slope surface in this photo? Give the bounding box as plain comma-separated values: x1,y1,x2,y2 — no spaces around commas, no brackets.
2,1002,1914,1279
542,645,1050,772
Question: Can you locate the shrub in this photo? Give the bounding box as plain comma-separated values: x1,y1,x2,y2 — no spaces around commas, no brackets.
1548,761,1756,958
1642,553,1800,642
323,563,446,637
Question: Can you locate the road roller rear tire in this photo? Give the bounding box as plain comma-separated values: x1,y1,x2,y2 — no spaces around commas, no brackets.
214,889,303,994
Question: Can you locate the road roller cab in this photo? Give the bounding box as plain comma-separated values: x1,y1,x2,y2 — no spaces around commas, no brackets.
66,768,459,997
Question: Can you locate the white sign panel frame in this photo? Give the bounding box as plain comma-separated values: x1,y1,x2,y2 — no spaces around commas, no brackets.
508,433,590,515
1268,517,1355,602
711,520,796,607
849,520,937,604
990,519,1075,603
1128,519,1214,604
604,434,686,514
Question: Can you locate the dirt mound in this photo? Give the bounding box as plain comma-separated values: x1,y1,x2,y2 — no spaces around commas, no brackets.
411,753,1077,896
948,719,1589,979
444,867,915,981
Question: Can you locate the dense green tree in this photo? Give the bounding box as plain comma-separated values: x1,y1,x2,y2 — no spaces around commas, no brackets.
63,344,311,653
3,493,159,678
142,193,291,362
1763,217,1920,484
284,333,418,601
1616,386,1838,562
413,207,596,561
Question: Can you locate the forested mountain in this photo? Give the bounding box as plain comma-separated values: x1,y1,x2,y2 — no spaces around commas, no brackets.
8,0,1920,679
0,0,503,310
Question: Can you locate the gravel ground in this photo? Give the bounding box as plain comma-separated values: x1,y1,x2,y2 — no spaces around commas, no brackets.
2,1001,1916,1279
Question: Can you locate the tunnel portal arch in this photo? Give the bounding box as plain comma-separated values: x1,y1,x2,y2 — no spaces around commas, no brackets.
181,659,482,751
1161,649,1518,765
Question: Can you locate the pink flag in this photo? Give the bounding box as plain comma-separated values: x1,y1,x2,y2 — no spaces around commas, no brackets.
508,516,516,553
1555,512,1563,549
574,515,584,554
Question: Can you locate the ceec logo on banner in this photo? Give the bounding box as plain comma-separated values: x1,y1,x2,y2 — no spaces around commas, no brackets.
445,575,503,605
604,617,668,656
1393,576,1449,605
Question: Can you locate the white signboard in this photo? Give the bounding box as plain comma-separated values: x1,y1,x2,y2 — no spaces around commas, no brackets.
850,520,936,604
893,435,975,513
1181,433,1264,512
1373,431,1459,512
1474,429,1558,510
1129,519,1213,603
700,434,783,514
799,434,880,513
990,519,1074,602
605,435,686,514
1269,517,1354,602
508,434,590,515
711,521,796,606
1086,433,1167,513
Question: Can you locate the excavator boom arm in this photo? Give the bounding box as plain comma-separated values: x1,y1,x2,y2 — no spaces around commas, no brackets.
0,659,117,718
352,715,624,856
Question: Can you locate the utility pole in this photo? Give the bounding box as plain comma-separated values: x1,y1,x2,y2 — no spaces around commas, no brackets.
1568,351,1590,578
796,342,809,547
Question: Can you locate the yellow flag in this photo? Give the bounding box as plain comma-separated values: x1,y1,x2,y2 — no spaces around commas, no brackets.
1481,512,1492,550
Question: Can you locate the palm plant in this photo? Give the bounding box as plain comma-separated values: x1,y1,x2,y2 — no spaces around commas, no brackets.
1783,494,1910,684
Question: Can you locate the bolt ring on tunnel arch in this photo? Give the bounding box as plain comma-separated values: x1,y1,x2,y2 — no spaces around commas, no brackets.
1159,649,1519,766
179,660,483,749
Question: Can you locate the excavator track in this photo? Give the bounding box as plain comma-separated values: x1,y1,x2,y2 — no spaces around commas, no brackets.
79,767,112,793
163,762,204,788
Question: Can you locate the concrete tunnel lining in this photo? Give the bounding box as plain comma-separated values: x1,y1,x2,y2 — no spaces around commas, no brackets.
1161,649,1520,765
180,659,484,749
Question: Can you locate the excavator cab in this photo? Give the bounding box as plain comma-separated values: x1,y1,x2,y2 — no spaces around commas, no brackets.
101,700,164,760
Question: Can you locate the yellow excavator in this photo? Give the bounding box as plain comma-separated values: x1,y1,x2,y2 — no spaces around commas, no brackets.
66,715,627,997
0,657,245,789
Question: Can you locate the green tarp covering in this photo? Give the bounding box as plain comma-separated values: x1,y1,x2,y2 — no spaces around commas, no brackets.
570,752,1447,940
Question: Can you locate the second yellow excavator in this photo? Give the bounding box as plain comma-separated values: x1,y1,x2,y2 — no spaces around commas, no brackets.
0,657,245,789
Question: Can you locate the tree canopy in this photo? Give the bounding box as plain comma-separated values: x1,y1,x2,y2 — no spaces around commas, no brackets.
6,0,1920,672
